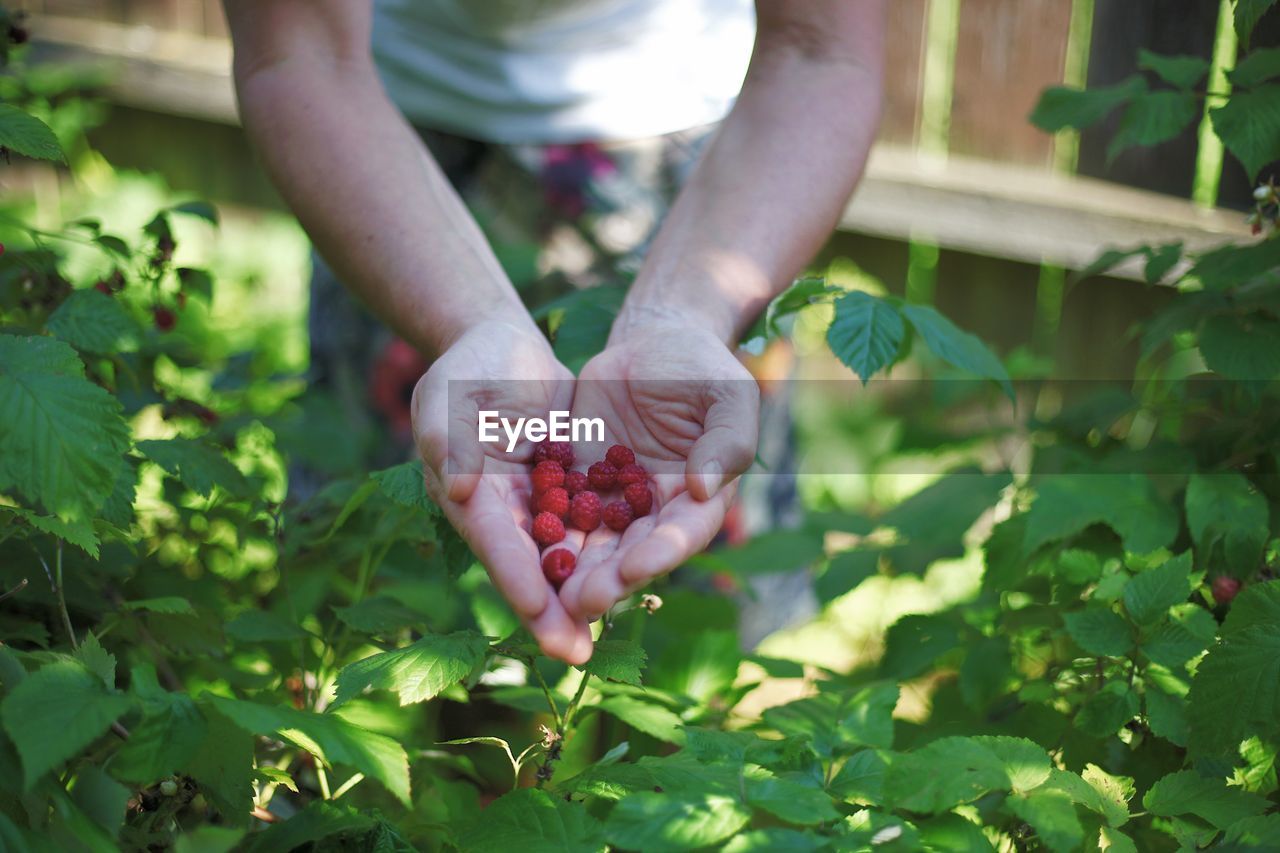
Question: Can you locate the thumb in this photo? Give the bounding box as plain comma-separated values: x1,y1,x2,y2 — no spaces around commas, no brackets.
685,381,760,501
412,371,484,503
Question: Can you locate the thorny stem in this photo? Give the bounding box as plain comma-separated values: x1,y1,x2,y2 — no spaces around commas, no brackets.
535,610,618,788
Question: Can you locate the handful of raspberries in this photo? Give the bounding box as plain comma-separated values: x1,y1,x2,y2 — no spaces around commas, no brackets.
527,441,654,588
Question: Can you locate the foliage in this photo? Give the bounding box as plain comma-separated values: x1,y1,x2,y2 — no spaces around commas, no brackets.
1,4,1279,852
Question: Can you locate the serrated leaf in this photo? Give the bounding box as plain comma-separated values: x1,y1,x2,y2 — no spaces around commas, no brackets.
75,632,116,689
826,291,904,383
879,613,959,679
224,610,308,643
581,639,647,686
1145,683,1189,746
1211,84,1280,178
882,737,1010,813
1064,609,1134,657
1143,769,1269,829
46,289,139,354
1076,681,1139,737
453,788,607,853
1231,45,1280,88
0,334,131,521
1199,313,1280,380
744,765,840,825
137,438,250,499
901,304,1013,399
605,790,749,852
112,692,206,783
0,660,133,789
1186,624,1280,757
1124,552,1192,624
829,749,886,803
1022,473,1177,556
206,696,410,804
1030,77,1146,132
1141,604,1216,668
1221,580,1280,634
1005,789,1084,853
1189,238,1280,289
1107,91,1198,163
723,829,827,853
0,104,65,162
1186,472,1269,571
331,630,487,708
595,696,683,744
331,596,422,634
1224,813,1280,847
4,506,100,556
1235,0,1279,46
71,765,130,840
763,684,898,758
237,802,374,853
370,461,435,512
1138,50,1210,89
765,278,840,337
1144,242,1184,284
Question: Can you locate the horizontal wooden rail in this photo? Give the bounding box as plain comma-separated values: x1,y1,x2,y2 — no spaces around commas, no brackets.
28,14,1254,279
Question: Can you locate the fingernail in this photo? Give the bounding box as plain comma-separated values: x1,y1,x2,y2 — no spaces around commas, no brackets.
700,461,722,498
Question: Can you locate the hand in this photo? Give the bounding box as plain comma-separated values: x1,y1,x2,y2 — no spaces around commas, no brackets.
411,320,593,664
556,318,760,620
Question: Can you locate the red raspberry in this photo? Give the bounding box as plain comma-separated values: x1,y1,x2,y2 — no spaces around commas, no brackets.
588,461,618,491
535,486,570,518
534,440,575,469
153,305,177,332
94,281,112,296
531,511,566,547
564,470,589,496
617,463,647,488
1212,576,1242,605
530,460,565,493
602,500,634,532
623,482,653,517
606,444,636,469
568,491,602,532
542,549,576,588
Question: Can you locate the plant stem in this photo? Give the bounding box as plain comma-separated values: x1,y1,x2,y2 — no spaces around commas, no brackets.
529,662,563,731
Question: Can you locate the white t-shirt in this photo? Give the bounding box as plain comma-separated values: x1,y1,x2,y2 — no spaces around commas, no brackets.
371,0,756,143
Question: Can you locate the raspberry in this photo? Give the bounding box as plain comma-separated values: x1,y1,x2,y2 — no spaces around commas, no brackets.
535,486,570,518
531,511,566,547
531,460,565,493
602,500,634,532
623,482,653,517
542,549,576,588
94,281,112,296
153,305,176,331
617,463,647,488
568,491,602,532
606,444,636,469
564,470,589,496
588,461,618,491
534,440,575,469
1212,576,1242,605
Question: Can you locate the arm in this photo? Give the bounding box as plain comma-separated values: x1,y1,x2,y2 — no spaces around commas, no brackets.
222,0,534,358
611,0,886,346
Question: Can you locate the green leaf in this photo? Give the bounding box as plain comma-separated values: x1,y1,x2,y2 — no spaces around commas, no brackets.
1005,789,1084,853
224,610,309,643
4,506,100,557
1221,579,1280,634
765,278,840,337
331,596,423,634
763,684,898,758
1189,238,1280,289
1224,813,1280,847
1076,681,1139,738
958,636,1014,710
1235,0,1279,46
723,829,827,853
825,291,905,383
548,285,626,374
0,334,131,521
453,788,607,853
915,813,994,852
882,737,1010,813
1124,552,1192,625
1210,84,1280,179
75,632,116,689
137,438,250,499
901,304,1013,399
1022,474,1177,556
1144,683,1189,747
206,696,411,804
1138,50,1211,89
331,630,488,708
1029,77,1146,132
881,469,1011,574
1141,604,1217,668
879,613,959,680
1083,764,1135,828
1186,624,1280,757
237,802,374,853
0,660,133,789
743,766,840,825
1064,609,1134,657
0,104,65,162
1199,313,1280,380
181,705,255,819
699,529,826,577
112,691,207,783
1230,45,1280,88
1107,91,1198,162
605,791,750,852
177,268,214,304
816,549,879,603
70,765,130,840
1144,242,1184,284
123,597,196,616
370,461,435,511
1143,769,1269,830
1186,472,1270,571
46,289,139,354
581,640,647,686
169,200,220,226
829,750,887,803
595,697,684,744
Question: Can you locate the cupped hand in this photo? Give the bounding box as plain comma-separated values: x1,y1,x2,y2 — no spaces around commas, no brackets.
411,320,593,664
556,319,760,620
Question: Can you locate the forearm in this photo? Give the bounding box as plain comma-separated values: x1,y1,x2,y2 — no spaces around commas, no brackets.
615,17,884,345
234,58,532,357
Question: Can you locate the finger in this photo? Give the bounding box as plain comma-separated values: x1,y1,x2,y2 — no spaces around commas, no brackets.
617,482,737,587
411,370,484,503
570,511,664,619
685,383,760,501
525,595,594,665
444,483,549,620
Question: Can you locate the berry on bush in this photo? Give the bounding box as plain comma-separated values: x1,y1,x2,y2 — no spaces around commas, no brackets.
564,470,589,496
588,461,618,491
606,444,635,468
531,511,566,546
153,305,177,332
617,463,647,487
542,549,576,588
534,440,575,469
569,491,602,532
1212,575,1242,605
602,500,634,532
535,486,570,518
623,482,653,517
531,460,565,493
